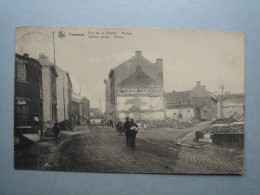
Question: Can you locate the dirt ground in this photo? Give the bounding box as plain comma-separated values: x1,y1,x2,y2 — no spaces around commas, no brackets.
14,123,244,174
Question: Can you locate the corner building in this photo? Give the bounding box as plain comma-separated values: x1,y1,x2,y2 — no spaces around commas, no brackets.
108,51,164,121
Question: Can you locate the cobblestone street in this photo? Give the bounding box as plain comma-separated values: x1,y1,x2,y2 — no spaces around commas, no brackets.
15,123,244,174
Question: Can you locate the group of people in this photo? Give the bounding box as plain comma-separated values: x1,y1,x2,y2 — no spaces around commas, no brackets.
114,117,138,150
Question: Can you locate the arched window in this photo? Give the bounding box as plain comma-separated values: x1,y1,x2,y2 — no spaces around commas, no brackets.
178,114,182,119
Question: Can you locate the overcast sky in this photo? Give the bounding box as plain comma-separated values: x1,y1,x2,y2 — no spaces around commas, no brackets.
16,27,245,110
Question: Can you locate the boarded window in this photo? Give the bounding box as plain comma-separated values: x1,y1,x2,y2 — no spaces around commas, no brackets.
17,99,28,113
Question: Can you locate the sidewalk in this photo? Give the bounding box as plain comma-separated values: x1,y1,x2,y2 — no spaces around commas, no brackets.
177,121,211,148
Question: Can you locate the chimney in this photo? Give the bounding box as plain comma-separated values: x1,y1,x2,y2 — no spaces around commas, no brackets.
197,81,201,86
135,51,142,57
156,59,163,66
136,66,142,72
23,53,29,58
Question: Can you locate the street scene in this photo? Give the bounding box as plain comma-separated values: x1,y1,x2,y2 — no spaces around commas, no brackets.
15,122,243,174
14,27,245,174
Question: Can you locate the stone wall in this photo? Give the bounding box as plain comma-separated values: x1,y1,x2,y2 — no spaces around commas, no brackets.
166,107,195,122
222,95,245,119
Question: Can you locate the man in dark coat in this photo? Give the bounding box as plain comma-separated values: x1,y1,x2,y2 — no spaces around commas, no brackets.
53,122,61,138
123,117,131,147
129,119,138,150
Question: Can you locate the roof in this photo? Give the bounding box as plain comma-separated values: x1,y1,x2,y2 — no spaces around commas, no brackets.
220,94,245,100
109,51,163,87
117,67,158,88
15,53,41,67
164,91,191,105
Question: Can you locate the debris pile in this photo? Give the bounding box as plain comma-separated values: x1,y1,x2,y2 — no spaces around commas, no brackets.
140,119,192,130
212,118,237,124
199,124,244,135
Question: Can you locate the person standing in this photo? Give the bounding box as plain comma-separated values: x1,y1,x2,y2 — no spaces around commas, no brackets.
53,122,61,138
123,117,131,147
116,119,123,136
129,119,138,150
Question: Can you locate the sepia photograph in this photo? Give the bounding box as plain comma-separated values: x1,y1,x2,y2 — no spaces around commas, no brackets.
14,27,245,174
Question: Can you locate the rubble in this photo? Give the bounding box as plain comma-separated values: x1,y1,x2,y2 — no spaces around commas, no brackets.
137,119,192,130
196,124,244,135
212,118,237,124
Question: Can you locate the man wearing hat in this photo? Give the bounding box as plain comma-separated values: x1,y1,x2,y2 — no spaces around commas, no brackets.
123,117,131,147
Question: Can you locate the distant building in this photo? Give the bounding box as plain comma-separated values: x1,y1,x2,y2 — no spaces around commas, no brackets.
108,51,164,121
82,97,90,123
165,81,217,123
14,53,43,143
218,94,245,119
71,92,83,125
55,65,73,122
104,79,112,122
90,108,102,119
37,53,58,123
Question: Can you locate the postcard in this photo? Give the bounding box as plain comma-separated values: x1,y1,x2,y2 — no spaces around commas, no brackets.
14,27,244,174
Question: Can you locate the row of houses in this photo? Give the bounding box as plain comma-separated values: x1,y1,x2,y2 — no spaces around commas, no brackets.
104,51,245,123
14,53,90,144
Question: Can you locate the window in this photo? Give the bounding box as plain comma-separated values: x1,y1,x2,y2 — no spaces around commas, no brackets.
16,62,27,81
17,99,28,113
187,110,190,112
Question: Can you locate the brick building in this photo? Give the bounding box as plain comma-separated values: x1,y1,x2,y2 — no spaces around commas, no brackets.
107,51,164,121
37,53,58,123
165,81,217,123
55,65,73,122
14,53,43,143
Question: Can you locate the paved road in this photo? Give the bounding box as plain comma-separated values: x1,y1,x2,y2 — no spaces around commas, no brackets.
36,124,243,174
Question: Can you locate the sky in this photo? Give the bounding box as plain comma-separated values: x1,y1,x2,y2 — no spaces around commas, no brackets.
16,27,245,110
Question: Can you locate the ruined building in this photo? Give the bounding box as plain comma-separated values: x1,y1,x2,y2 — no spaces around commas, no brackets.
164,81,217,123
107,51,164,121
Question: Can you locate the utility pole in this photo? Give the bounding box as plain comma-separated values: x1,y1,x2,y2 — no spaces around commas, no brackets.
220,84,224,118
100,98,102,114
52,32,56,65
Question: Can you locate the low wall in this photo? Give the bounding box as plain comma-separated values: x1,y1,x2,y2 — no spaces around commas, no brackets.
212,134,244,147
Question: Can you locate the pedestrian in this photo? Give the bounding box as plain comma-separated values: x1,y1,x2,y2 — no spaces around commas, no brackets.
116,119,123,136
123,117,131,147
53,122,61,138
129,118,138,150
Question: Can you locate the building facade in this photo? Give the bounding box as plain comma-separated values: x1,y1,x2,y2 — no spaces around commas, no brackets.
55,65,73,122
14,53,43,143
104,79,112,122
82,96,90,124
90,108,102,118
108,51,164,121
37,53,58,123
71,92,83,125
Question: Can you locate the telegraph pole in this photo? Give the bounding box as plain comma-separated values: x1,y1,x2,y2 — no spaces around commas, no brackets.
52,31,56,65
